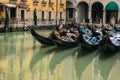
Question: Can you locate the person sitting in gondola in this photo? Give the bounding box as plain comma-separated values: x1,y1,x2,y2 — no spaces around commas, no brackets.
66,30,77,41
57,24,67,36
69,27,76,33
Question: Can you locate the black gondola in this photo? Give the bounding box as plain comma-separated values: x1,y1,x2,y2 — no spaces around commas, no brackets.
102,33,120,52
79,29,106,51
51,31,80,48
30,28,55,45
80,35,101,50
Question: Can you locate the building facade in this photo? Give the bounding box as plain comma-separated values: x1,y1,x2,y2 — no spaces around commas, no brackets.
0,0,66,28
67,0,120,24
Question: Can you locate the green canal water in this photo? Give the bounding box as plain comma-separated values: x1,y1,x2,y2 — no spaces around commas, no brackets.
0,30,120,80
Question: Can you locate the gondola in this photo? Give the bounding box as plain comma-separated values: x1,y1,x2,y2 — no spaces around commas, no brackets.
80,35,104,51
79,29,106,51
30,28,55,45
51,31,80,48
102,32,120,52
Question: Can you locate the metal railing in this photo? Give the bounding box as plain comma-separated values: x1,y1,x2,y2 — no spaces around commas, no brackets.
21,0,27,2
33,0,39,4
41,1,47,5
60,3,64,7
9,0,17,2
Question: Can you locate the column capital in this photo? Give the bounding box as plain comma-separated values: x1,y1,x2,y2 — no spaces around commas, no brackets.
103,9,106,12
118,9,120,11
88,8,92,11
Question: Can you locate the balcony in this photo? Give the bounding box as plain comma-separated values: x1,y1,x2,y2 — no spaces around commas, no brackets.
66,0,74,2
51,19,54,21
48,19,54,21
33,0,39,4
60,3,64,7
41,1,47,5
60,18,64,21
10,0,17,1
21,0,27,2
42,19,47,21
49,2,53,6
9,0,17,3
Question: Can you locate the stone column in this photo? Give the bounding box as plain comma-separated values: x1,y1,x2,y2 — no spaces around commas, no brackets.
75,8,78,23
103,9,106,24
16,7,19,28
88,8,92,23
118,9,120,24
74,2,78,24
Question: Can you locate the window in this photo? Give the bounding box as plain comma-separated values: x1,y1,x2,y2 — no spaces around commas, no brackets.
42,11,45,21
60,12,62,19
0,5,3,12
60,12,64,21
42,0,46,2
49,11,51,21
49,0,52,3
21,10,25,21
10,8,16,19
33,0,39,3
21,0,27,2
60,0,62,3
41,0,47,4
60,0,64,7
69,8,73,18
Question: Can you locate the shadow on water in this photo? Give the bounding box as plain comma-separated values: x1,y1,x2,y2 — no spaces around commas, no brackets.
29,45,58,70
99,49,119,60
98,51,120,80
49,47,79,73
33,38,37,50
75,48,99,80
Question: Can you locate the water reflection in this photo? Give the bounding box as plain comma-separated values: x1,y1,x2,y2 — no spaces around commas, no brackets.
97,51,120,80
0,31,34,80
30,45,57,70
49,47,79,72
0,30,120,80
75,48,98,80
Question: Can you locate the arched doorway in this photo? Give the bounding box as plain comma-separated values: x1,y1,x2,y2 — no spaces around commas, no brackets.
105,2,118,24
92,2,103,23
66,1,75,23
77,2,88,23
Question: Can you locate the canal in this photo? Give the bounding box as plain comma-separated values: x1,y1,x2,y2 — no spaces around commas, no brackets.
0,30,120,80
